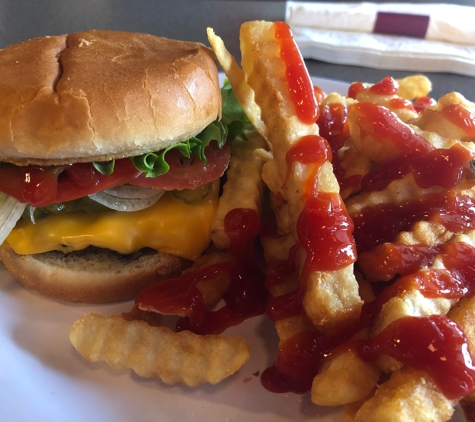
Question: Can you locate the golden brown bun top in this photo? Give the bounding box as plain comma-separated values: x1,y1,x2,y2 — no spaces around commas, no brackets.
0,30,222,165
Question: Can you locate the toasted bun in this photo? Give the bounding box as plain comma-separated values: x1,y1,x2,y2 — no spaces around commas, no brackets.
0,30,221,166
0,246,190,303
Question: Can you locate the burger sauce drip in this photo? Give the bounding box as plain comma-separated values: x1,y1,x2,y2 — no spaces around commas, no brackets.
136,208,267,335
274,22,319,124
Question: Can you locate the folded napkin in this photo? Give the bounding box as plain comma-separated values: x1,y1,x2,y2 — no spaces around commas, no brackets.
285,2,475,77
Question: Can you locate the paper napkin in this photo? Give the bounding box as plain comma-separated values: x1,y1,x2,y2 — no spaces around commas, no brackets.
285,2,475,76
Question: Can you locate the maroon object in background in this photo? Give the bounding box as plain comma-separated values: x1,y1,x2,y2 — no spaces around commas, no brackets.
374,11,430,38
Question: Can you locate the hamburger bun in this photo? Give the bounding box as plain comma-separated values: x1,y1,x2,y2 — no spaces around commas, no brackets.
0,30,223,303
0,246,189,303
0,30,222,166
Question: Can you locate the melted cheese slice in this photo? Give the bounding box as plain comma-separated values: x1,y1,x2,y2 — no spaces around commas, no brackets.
5,182,219,261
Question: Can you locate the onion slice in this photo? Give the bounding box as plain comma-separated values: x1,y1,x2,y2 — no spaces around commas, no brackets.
103,185,164,199
88,189,166,212
0,193,27,245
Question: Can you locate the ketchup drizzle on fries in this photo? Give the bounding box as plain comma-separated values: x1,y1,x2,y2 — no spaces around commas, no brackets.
353,315,475,400
274,22,319,124
442,104,475,136
262,55,475,398
136,208,268,335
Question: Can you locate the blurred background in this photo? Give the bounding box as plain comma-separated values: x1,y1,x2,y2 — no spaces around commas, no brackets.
0,0,473,100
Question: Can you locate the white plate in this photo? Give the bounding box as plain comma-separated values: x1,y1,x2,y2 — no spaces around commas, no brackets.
0,77,464,422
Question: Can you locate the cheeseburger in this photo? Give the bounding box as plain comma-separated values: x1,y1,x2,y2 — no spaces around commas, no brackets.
0,30,231,303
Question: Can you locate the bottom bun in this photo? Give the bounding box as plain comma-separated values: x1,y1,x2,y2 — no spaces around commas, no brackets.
0,246,190,303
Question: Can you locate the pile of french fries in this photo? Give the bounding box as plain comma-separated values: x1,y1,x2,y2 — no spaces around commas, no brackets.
70,20,475,422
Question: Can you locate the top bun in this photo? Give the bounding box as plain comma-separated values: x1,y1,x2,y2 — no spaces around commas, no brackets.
0,30,222,165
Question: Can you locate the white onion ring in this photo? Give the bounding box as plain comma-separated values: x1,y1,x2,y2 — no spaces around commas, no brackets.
29,206,37,225
103,185,165,199
0,193,27,244
88,190,165,212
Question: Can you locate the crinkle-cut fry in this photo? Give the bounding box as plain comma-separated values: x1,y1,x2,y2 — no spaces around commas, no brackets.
181,247,232,307
353,296,475,422
345,146,475,222
374,290,455,373
206,28,266,137
411,91,475,140
350,78,420,123
320,93,371,199
352,367,455,422
347,99,475,166
350,75,431,123
311,278,380,407
366,230,475,373
208,21,362,334
275,312,315,342
311,349,380,406
70,312,250,387
211,132,266,249
396,75,432,100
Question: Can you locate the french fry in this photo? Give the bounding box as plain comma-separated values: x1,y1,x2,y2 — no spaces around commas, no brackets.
179,247,232,307
64,22,475,420
70,312,250,386
208,22,362,335
211,132,266,249
412,92,475,140
351,367,455,422
311,349,380,406
349,76,432,123
396,75,432,100
351,296,475,421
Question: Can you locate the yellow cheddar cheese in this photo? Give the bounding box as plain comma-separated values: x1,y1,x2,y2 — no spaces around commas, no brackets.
5,182,219,261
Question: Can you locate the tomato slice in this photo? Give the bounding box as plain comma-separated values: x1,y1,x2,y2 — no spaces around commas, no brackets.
0,141,230,207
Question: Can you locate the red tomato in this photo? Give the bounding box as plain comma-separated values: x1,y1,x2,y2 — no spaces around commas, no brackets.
0,141,230,207
130,141,231,190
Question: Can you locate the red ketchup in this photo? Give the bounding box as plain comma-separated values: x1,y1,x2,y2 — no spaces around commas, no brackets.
442,104,475,137
351,102,474,252
413,96,436,112
348,81,365,99
369,76,399,95
316,102,361,192
274,22,319,124
351,315,475,400
21,165,62,206
389,97,416,112
136,208,267,335
263,73,475,397
262,127,357,393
